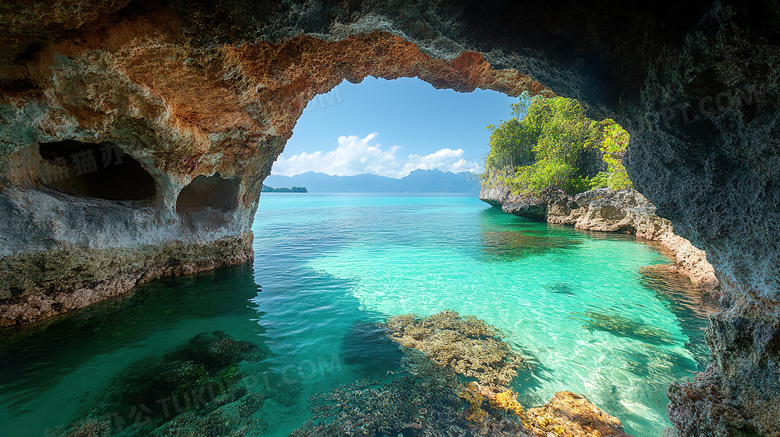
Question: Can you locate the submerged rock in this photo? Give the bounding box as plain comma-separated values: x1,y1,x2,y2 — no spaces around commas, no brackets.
340,321,405,378
526,391,631,437
543,282,578,295
290,350,518,437
292,344,632,437
480,229,581,262
581,311,676,345
148,391,267,437
58,331,265,437
384,310,522,390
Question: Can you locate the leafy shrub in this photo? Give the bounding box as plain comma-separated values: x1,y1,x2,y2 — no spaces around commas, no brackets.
484,94,632,195
589,122,633,190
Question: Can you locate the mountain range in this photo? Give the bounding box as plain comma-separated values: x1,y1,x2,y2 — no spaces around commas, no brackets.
263,169,481,193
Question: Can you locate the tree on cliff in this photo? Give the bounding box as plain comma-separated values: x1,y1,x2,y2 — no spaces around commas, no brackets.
483,94,632,195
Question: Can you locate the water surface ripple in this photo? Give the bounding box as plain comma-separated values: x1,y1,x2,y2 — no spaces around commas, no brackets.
0,194,715,437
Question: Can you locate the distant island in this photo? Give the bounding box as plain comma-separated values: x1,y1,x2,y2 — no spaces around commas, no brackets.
263,169,481,194
262,185,307,193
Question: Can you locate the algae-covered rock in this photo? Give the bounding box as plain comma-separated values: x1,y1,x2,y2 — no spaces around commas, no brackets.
291,349,528,437
57,419,113,437
59,331,265,437
148,391,267,437
385,311,522,390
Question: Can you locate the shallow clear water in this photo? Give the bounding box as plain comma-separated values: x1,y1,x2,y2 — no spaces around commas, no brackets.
0,194,716,436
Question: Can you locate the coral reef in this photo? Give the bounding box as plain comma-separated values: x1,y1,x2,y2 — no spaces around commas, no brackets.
291,348,539,437
492,388,526,418
294,317,631,437
385,311,522,389
148,391,268,437
291,350,509,437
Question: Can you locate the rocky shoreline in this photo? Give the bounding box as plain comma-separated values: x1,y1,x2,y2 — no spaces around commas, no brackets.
480,183,719,295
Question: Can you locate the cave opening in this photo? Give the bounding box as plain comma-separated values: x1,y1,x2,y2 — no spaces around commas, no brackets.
176,174,239,214
256,76,713,436
38,140,156,201
264,77,516,193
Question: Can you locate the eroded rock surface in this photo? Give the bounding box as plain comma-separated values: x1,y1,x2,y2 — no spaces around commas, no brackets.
0,1,778,435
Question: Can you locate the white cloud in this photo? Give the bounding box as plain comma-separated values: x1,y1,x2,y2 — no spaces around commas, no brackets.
272,133,482,178
401,148,482,177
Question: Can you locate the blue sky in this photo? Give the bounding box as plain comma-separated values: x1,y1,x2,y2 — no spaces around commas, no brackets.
272,77,518,178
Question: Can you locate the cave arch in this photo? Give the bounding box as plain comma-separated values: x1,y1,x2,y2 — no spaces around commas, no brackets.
38,140,156,201
0,3,777,436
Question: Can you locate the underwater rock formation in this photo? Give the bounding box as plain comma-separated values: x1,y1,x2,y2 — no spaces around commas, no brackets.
0,1,778,434
291,350,510,437
526,391,631,437
581,311,676,346
56,331,265,437
295,313,631,437
385,310,522,390
480,185,720,294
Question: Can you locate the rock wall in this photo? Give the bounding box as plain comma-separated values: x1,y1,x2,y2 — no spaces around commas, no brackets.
0,0,778,435
480,182,720,294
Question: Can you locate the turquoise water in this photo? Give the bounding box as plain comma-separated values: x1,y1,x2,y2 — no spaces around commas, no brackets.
0,194,715,436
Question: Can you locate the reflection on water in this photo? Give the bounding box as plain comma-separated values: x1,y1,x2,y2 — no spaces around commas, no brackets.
478,209,582,262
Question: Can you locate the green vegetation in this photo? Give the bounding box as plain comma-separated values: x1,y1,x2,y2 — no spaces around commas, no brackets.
483,94,632,196
262,184,307,193
590,122,633,190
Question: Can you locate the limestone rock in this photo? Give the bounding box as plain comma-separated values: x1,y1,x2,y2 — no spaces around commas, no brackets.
480,185,720,294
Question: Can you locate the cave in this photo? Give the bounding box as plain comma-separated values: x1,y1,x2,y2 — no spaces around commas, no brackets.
38,140,156,201
0,1,778,436
176,174,239,214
